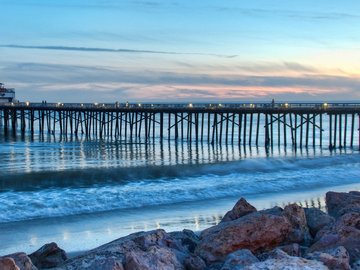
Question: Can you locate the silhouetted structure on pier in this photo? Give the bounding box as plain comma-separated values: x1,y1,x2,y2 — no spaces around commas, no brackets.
0,102,359,149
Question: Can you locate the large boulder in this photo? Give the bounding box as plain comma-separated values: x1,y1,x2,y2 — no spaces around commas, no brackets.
169,230,200,253
309,212,360,263
244,255,328,270
306,246,351,270
277,243,302,257
260,204,312,245
183,256,206,270
0,257,20,270
220,249,259,270
259,206,283,216
124,246,184,270
56,229,189,270
304,208,335,237
1,253,37,270
283,204,312,245
326,191,360,218
29,242,67,269
196,212,292,263
221,198,257,223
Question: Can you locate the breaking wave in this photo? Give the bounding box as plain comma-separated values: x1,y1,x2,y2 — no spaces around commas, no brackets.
0,154,359,223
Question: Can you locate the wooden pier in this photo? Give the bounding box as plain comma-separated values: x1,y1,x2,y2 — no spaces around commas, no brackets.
0,102,360,149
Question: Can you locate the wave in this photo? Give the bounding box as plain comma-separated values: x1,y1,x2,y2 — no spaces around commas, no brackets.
0,153,359,223
0,153,358,191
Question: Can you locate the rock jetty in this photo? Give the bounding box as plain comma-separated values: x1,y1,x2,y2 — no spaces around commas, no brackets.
2,191,360,270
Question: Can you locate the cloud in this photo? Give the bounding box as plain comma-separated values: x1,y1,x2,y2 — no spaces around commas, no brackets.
214,6,360,21
2,62,359,102
0,45,237,59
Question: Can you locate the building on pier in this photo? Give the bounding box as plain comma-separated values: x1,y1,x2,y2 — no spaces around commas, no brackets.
0,83,15,103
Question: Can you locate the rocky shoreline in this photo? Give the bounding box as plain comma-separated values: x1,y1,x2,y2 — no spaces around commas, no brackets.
2,190,360,270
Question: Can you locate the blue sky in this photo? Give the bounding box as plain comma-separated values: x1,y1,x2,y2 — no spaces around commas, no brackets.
1,0,360,102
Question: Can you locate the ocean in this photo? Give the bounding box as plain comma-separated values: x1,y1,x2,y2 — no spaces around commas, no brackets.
0,123,359,255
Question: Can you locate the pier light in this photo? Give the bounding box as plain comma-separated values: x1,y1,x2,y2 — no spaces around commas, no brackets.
94,102,98,106
323,102,328,108
25,101,30,106
80,103,84,107
218,103,222,107
102,104,105,107
138,103,142,107
284,103,289,108
250,103,254,108
189,103,193,108
57,102,61,107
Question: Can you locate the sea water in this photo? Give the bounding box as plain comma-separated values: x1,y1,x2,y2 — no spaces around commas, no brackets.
0,126,359,254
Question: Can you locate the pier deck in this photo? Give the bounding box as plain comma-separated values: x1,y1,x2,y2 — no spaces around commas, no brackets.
1,102,360,149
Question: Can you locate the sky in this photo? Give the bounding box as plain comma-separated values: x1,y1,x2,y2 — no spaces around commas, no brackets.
0,0,360,103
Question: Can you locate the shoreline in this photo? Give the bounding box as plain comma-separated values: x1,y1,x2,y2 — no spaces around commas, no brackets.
1,181,360,256
3,189,360,269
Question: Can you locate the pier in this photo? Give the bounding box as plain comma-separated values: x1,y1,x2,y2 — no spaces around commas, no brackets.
0,102,360,149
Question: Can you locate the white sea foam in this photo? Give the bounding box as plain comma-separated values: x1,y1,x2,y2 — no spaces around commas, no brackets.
1,153,359,223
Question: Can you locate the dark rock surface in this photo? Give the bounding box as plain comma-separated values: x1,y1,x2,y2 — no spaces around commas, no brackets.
220,249,259,270
0,253,37,270
326,191,360,218
221,198,257,223
283,203,313,245
196,212,292,263
306,246,351,270
29,242,67,269
309,212,360,263
0,257,20,270
305,208,335,237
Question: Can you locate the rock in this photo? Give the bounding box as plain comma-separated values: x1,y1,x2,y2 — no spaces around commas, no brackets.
309,212,360,263
221,198,257,223
283,203,312,245
352,259,360,269
61,254,124,270
1,253,37,270
56,229,188,270
326,191,360,218
256,248,290,262
0,257,20,270
304,208,335,237
306,246,350,270
277,243,302,257
169,230,200,253
205,262,223,270
243,255,329,270
220,249,259,270
259,206,283,216
130,229,170,249
196,212,292,263
183,256,206,270
124,246,184,270
29,242,67,269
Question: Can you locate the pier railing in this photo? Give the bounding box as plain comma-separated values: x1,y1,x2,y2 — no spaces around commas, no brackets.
1,102,360,110
1,102,359,149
